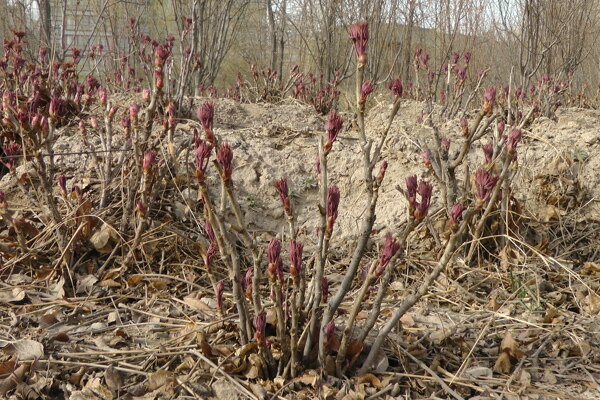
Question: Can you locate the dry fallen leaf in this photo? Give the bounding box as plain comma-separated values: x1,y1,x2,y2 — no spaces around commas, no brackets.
183,296,215,314
543,368,557,384
3,339,44,361
493,352,511,374
0,363,28,397
585,291,600,314
0,287,26,303
104,365,122,394
500,331,525,359
356,373,382,389
90,223,114,252
147,370,175,391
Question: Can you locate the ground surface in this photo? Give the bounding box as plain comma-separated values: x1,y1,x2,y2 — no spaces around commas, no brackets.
1,98,599,399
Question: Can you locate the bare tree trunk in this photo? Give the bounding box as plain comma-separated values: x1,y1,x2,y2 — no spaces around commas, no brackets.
38,0,52,48
278,0,287,78
267,0,277,71
401,0,417,83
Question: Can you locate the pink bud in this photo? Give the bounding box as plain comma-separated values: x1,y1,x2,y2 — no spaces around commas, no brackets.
421,149,432,167
326,186,340,236
474,168,499,206
405,175,418,211
108,105,118,120
360,80,374,102
324,110,343,153
414,181,433,219
389,79,403,98
194,140,213,183
2,141,20,171
58,175,67,194
289,240,303,278
216,280,224,310
324,320,335,343
142,151,157,173
348,21,369,63
375,234,400,276
483,87,496,114
142,87,151,103
506,128,522,152
321,277,329,303
274,178,291,215
459,118,469,136
204,243,218,269
216,143,233,182
129,103,139,123
136,200,147,217
267,238,283,282
90,116,98,129
98,88,108,105
497,120,506,135
197,101,214,132
441,137,451,153
205,220,216,243
376,161,388,185
482,142,494,163
449,203,465,228
254,312,266,342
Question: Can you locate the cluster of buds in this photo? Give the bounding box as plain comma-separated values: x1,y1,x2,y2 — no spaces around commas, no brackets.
405,176,433,219
216,143,233,183
254,312,267,343
153,45,170,89
497,120,506,135
98,88,108,106
448,203,465,230
107,105,119,121
474,168,499,207
49,96,68,121
197,102,215,144
326,186,341,238
505,128,522,154
194,139,213,184
348,21,369,66
129,103,139,125
267,238,283,283
482,87,496,115
324,110,343,153
121,116,131,137
2,141,20,172
289,240,304,280
274,177,292,216
373,234,400,277
142,151,157,175
389,79,403,102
